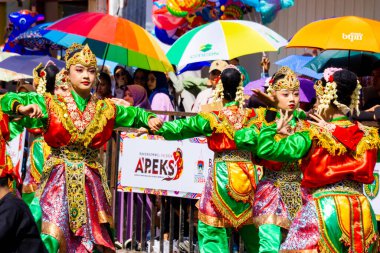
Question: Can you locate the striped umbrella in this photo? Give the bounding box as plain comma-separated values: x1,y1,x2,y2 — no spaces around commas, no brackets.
45,12,172,72
167,20,287,67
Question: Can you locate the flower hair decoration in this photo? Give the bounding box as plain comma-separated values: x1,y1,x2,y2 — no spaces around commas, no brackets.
316,67,361,116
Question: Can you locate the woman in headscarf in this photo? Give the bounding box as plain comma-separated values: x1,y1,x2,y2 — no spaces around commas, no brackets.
124,84,151,110
147,71,174,121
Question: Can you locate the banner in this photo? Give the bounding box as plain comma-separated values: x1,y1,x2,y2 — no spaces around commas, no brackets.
118,132,214,199
6,129,26,185
364,161,380,220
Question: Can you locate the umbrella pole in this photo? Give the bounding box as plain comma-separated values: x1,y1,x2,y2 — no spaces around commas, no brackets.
101,44,110,72
348,50,351,71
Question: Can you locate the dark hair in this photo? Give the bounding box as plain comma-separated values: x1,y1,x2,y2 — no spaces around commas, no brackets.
220,68,241,101
36,64,59,94
133,68,149,83
0,176,9,187
270,73,286,87
333,69,358,107
372,60,380,70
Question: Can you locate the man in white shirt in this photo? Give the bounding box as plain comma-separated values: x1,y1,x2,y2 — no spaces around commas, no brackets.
191,60,228,112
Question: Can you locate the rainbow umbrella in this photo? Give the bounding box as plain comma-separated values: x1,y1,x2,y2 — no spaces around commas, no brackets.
45,12,172,72
167,20,287,67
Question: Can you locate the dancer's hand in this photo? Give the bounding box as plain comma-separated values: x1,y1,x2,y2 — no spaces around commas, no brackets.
136,127,149,136
18,104,43,118
252,89,276,107
276,109,293,135
148,117,163,133
308,113,336,132
261,56,270,72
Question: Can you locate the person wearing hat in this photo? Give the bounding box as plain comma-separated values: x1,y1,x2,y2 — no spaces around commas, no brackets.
191,60,228,112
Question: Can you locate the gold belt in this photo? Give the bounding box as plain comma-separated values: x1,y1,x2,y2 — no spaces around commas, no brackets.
265,169,302,182
214,150,252,162
312,180,363,195
50,145,99,162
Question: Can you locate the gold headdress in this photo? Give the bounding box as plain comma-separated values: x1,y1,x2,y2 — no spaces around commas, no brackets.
266,66,300,93
65,43,97,70
33,61,56,95
213,64,245,109
316,67,361,116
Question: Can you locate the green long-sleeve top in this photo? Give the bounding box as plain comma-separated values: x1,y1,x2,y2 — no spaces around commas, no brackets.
256,122,312,162
156,101,262,154
155,114,212,140
234,108,309,156
0,90,155,130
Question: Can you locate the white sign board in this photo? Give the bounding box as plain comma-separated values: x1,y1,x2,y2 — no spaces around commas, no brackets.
118,133,214,199
364,162,380,220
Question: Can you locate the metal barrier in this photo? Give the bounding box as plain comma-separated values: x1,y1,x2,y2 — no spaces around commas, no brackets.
104,109,247,253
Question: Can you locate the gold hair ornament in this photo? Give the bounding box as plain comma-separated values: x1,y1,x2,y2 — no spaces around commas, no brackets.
212,65,245,109
33,63,46,95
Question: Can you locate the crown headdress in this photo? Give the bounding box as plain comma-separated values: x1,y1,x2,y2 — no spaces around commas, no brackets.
267,66,300,93
65,43,97,70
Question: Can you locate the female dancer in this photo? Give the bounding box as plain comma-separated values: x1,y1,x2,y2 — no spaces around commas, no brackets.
234,66,311,253
257,68,379,252
0,43,162,252
155,65,260,253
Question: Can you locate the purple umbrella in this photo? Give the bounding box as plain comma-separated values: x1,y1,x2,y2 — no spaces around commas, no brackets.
244,77,315,103
0,55,64,76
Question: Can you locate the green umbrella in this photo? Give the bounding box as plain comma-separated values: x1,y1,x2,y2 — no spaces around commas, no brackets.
304,50,380,76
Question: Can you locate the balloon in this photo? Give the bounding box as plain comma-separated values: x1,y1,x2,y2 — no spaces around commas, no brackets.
167,0,206,17
259,0,295,24
240,0,260,9
154,26,177,45
152,0,187,30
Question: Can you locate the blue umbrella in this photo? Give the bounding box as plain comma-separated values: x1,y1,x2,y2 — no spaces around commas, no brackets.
13,23,62,51
177,61,211,75
0,55,65,76
275,55,322,79
304,50,380,77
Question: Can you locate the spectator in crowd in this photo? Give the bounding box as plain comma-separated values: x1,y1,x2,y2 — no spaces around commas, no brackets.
96,72,113,99
133,68,149,90
147,71,174,122
16,79,35,93
167,65,196,112
114,65,133,98
124,84,151,109
191,60,228,112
